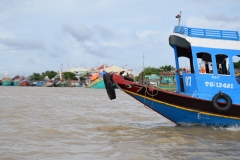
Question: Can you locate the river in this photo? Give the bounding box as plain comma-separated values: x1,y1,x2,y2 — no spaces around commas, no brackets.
0,87,240,160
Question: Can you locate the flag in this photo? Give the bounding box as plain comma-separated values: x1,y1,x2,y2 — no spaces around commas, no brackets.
175,14,181,18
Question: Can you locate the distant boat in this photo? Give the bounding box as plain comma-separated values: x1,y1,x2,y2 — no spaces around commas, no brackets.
18,77,31,86
42,76,53,87
36,81,43,87
2,71,12,86
31,80,43,87
86,65,125,89
12,75,21,86
55,81,67,87
53,70,67,87
32,81,37,86
86,72,105,89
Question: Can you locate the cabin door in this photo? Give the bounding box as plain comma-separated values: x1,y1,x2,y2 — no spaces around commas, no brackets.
176,72,197,94
181,73,197,94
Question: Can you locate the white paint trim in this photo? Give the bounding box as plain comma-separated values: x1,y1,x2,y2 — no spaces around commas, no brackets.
171,33,240,50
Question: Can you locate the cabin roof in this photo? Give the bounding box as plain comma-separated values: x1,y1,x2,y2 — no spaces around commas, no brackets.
169,26,240,50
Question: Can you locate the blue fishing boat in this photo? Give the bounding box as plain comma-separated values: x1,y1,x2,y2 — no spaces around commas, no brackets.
103,23,240,127
35,81,43,87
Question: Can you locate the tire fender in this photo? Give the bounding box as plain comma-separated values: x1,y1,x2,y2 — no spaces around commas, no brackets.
103,74,116,100
212,92,232,112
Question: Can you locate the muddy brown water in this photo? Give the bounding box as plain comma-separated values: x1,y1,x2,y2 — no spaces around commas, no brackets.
1,87,240,160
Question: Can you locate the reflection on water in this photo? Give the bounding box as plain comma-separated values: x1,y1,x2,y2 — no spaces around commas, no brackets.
0,87,240,160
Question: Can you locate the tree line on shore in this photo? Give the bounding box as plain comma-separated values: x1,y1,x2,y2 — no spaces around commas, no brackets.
28,65,175,81
135,65,175,81
29,71,78,81
28,60,240,82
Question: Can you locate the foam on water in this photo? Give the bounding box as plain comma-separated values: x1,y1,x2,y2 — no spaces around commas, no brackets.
213,125,240,131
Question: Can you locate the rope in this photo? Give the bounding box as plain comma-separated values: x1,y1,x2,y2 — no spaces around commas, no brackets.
143,85,147,108
143,84,159,109
146,85,159,97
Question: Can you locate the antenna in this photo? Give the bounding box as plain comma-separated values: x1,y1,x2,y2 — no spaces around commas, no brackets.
143,52,145,83
178,11,182,27
143,52,144,72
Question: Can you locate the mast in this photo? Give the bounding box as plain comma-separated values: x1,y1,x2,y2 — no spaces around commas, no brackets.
142,52,145,83
59,70,62,80
178,11,182,27
5,71,7,77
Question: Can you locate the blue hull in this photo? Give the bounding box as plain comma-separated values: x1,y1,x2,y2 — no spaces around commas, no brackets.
2,81,12,86
13,81,19,86
128,90,240,127
91,80,105,89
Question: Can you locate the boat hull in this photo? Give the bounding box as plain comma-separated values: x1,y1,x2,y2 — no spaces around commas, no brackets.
87,79,117,89
2,81,12,86
13,81,19,86
128,90,240,127
111,74,240,127
86,79,106,89
35,81,42,87
19,80,31,86
42,82,53,87
88,80,105,89
55,81,67,87
90,80,105,89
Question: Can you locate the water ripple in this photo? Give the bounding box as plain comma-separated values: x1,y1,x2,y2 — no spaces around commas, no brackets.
0,87,240,160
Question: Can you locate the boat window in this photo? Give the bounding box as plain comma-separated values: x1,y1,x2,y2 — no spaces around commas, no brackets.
232,55,240,84
215,54,229,75
178,57,191,74
197,52,213,74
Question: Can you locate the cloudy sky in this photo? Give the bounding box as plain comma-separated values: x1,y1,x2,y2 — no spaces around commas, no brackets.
0,0,240,76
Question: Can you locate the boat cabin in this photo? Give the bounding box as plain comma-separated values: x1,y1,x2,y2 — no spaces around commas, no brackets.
169,26,240,103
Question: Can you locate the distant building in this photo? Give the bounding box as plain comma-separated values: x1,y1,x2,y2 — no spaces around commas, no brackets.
144,73,176,84
145,74,160,81
66,67,90,82
159,72,176,84
67,67,89,75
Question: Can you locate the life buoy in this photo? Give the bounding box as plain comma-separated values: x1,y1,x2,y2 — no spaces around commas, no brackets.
212,92,232,112
103,74,116,100
124,76,134,82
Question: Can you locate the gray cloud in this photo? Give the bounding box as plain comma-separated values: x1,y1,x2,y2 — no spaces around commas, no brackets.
0,38,45,50
62,23,93,42
48,46,68,58
94,24,115,40
83,45,113,58
62,24,117,58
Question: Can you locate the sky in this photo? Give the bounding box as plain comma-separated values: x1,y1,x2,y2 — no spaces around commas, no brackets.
0,0,240,77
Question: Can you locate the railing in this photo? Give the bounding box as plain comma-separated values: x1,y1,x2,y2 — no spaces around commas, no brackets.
174,26,240,41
